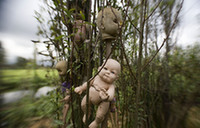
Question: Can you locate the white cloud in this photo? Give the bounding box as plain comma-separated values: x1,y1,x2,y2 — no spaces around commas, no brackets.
178,24,200,45
0,32,34,64
0,0,48,64
176,0,200,46
0,0,41,37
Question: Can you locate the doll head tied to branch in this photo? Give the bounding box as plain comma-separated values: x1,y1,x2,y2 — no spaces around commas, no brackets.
73,20,87,45
97,7,122,41
55,60,70,128
74,59,121,128
55,60,68,76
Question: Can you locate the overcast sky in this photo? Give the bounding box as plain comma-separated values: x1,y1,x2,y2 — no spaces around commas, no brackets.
0,0,42,64
0,0,200,64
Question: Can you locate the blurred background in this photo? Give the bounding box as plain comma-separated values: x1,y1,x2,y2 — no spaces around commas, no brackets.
0,0,199,128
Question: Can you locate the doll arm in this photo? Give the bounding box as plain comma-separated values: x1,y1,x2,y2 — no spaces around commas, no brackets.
99,90,109,100
74,78,94,94
99,85,115,101
106,85,115,101
74,82,87,95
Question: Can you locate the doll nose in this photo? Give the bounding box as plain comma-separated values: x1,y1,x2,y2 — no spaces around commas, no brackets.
106,70,110,74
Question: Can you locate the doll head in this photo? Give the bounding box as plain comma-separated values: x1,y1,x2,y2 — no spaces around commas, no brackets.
97,7,122,40
98,59,121,84
55,60,67,76
73,20,87,45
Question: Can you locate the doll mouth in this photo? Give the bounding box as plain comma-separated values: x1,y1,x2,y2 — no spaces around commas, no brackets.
104,75,110,79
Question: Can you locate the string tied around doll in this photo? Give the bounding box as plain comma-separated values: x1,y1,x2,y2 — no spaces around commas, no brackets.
91,84,107,93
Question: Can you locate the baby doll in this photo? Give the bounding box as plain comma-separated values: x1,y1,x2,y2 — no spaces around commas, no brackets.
55,60,68,76
74,59,121,128
55,61,70,128
73,20,87,45
97,7,122,40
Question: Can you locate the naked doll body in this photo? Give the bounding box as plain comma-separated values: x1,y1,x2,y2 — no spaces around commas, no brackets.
75,59,121,128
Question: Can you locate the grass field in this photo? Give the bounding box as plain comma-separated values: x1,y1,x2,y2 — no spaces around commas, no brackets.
0,68,58,93
0,68,61,128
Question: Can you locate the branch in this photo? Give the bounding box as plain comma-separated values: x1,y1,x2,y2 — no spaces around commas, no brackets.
87,47,113,83
119,38,137,82
141,0,184,72
145,0,163,22
117,0,137,82
127,15,141,34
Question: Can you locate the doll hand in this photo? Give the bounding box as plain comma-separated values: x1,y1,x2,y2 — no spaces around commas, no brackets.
74,87,83,95
99,91,109,101
60,95,70,102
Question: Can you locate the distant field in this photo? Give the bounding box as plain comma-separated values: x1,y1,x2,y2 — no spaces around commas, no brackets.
0,68,58,93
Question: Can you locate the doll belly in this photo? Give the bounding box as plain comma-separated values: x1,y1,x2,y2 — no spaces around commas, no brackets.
89,87,101,105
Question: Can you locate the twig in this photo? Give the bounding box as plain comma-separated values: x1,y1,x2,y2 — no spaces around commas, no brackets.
141,0,184,72
87,47,114,83
127,15,141,34
85,0,92,127
69,40,75,128
118,0,138,82
145,0,163,22
106,0,137,82
119,39,137,82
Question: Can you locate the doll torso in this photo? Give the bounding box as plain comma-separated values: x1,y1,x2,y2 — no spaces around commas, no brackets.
89,86,102,105
89,76,113,105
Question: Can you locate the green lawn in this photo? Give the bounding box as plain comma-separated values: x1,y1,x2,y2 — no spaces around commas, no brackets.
0,68,59,93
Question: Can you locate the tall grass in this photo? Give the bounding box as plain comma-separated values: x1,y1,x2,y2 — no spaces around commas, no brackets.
0,68,62,128
0,68,58,93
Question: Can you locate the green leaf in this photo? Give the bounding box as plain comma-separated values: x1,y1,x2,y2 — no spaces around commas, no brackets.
69,8,75,12
54,119,64,125
55,35,64,40
80,11,85,20
67,124,73,128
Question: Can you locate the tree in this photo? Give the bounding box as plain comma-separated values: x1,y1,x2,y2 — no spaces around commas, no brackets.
15,57,28,68
34,0,197,128
0,41,5,68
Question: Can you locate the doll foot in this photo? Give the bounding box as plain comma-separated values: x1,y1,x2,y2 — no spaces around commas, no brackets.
89,121,98,128
83,115,86,123
83,114,91,123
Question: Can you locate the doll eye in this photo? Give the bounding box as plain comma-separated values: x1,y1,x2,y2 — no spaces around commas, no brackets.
113,18,117,23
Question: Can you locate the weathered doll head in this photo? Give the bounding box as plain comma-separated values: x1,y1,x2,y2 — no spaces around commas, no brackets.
55,61,67,76
97,7,122,40
73,20,87,45
98,59,121,84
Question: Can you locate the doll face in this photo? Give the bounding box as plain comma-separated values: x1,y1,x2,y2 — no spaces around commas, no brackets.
73,20,86,44
99,59,121,84
55,61,67,76
97,7,122,40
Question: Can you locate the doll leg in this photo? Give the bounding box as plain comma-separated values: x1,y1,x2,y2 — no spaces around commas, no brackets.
61,95,70,128
62,103,69,128
89,101,110,128
81,95,91,123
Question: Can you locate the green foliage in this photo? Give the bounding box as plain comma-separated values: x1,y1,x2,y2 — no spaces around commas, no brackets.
15,57,28,68
169,44,200,96
0,42,5,68
0,89,63,128
31,0,200,128
0,69,58,93
0,68,63,127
